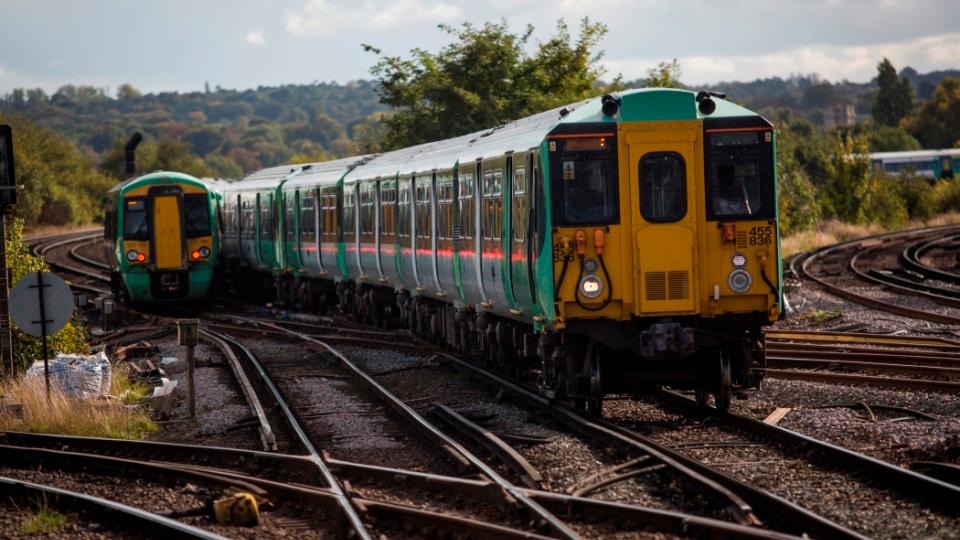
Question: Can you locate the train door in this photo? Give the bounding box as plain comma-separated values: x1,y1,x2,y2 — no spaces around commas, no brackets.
509,153,535,316
627,127,698,313
150,188,184,270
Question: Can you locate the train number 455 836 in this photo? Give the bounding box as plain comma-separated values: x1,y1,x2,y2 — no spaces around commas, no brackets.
748,226,773,246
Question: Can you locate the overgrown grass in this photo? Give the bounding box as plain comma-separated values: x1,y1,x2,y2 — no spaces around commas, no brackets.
0,369,157,440
20,503,66,535
109,364,151,405
781,211,960,257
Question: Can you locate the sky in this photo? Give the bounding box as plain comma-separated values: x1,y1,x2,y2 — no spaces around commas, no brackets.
0,0,958,96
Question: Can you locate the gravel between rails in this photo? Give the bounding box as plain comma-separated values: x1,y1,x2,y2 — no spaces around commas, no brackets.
0,466,331,539
338,345,737,527
731,379,960,466
604,396,960,540
147,336,265,451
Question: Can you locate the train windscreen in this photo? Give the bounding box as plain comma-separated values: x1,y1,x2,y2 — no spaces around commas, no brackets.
705,130,775,221
123,197,149,240
552,135,618,226
185,194,211,237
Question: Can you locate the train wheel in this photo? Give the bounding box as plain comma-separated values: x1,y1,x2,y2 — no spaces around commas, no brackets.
582,340,604,417
715,352,732,412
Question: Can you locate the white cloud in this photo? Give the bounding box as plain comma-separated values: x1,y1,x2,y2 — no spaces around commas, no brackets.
602,32,960,85
285,0,462,37
244,30,266,46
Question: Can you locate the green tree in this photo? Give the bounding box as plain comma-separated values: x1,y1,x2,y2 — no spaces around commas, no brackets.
642,59,682,88
6,219,89,370
116,83,142,100
775,122,820,234
364,18,614,149
872,58,914,127
0,114,115,226
865,124,921,152
825,132,871,222
905,77,960,148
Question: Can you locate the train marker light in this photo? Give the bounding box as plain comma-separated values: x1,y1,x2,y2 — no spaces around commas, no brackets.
579,275,603,298
191,250,201,260
136,253,146,263
731,253,747,268
728,269,752,293
593,229,605,255
722,223,736,244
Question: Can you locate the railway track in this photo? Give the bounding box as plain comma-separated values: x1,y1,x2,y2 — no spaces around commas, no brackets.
794,224,960,325
19,229,960,538
28,228,110,296
762,329,960,392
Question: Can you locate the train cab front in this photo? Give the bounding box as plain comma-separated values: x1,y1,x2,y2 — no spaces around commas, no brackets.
544,90,781,413
118,175,216,302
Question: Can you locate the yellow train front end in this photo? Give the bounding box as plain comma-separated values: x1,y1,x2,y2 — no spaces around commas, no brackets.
546,90,780,411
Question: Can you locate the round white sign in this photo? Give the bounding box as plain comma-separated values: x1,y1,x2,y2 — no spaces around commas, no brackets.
10,271,75,337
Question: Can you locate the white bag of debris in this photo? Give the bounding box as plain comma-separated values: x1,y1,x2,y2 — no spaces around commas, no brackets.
25,351,112,398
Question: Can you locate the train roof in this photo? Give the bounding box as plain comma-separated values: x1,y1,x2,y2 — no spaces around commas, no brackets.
868,149,960,161
283,155,375,189
106,170,207,194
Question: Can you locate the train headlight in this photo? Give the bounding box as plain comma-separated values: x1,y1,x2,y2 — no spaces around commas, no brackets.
199,246,211,258
728,269,752,293
126,250,140,262
579,275,603,299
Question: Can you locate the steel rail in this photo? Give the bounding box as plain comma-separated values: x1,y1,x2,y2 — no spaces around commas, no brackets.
655,389,960,510
764,329,960,349
202,330,373,540
759,368,960,392
0,475,228,539
851,247,960,308
798,225,960,324
68,236,111,271
431,402,544,488
0,431,804,539
35,232,110,282
901,233,960,285
429,352,866,540
200,330,278,451
241,317,582,540
764,344,960,364
765,356,960,378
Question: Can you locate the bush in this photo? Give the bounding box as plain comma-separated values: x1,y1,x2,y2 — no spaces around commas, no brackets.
862,173,908,227
898,175,936,220
932,177,960,213
5,218,89,371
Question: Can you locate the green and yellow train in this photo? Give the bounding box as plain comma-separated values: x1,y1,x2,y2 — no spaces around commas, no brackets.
102,171,219,302
216,88,783,412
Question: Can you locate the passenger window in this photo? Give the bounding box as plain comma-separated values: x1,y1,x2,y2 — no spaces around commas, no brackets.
639,152,686,223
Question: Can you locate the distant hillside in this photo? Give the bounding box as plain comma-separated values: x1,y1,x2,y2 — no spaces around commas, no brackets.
0,81,387,176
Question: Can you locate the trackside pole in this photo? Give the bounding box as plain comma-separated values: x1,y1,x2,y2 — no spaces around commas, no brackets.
31,271,52,401
177,320,200,417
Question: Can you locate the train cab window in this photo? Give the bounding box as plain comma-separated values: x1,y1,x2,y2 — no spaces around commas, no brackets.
705,129,775,220
123,197,149,240
185,194,211,238
639,152,686,223
553,135,617,226
457,172,474,240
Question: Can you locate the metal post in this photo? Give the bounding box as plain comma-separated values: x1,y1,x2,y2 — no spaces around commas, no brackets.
0,210,12,377
187,344,195,417
34,271,50,401
176,319,199,418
